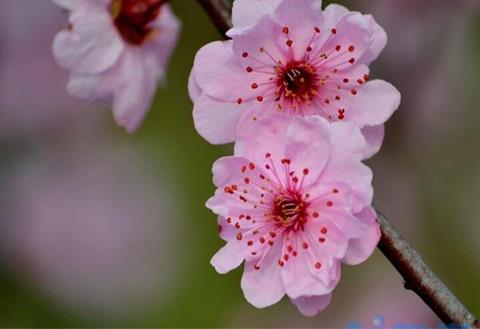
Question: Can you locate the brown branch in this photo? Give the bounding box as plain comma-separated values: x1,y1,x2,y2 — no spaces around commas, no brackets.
195,0,479,326
375,207,478,327
196,0,232,37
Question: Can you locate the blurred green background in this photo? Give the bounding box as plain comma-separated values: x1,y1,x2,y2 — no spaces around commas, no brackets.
0,0,479,327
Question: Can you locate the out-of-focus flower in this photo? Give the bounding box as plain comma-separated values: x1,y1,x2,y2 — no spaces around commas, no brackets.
52,0,181,132
0,1,96,140
0,141,182,317
189,0,400,158
207,115,379,316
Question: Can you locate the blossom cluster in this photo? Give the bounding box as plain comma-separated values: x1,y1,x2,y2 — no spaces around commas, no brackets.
51,0,401,317
190,0,400,316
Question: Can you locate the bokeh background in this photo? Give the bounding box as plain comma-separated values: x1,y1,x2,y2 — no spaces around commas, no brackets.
0,0,479,327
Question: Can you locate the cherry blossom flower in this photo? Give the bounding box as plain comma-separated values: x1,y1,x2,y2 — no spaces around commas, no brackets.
189,0,400,157
207,115,380,316
0,0,94,140
52,0,181,132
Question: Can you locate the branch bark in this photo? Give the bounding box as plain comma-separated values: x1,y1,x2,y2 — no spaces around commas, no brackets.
375,207,478,327
195,0,479,326
196,0,232,36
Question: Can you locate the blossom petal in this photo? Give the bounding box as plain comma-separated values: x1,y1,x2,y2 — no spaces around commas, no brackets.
317,12,372,71
207,156,268,218
290,294,332,317
361,124,385,159
281,231,340,299
211,240,248,274
343,206,380,265
52,0,80,10
236,113,290,165
192,41,252,102
272,0,324,57
112,50,158,132
360,15,387,64
328,120,367,162
346,80,401,127
229,0,281,36
322,4,387,65
241,242,285,308
193,94,243,144
284,117,331,184
148,4,182,72
52,2,124,74
66,72,112,102
320,162,373,214
218,216,236,241
232,16,285,78
188,72,202,102
323,4,349,28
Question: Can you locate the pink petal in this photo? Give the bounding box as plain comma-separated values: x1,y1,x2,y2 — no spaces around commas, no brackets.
112,50,158,132
52,0,80,10
241,242,285,308
320,162,373,214
228,0,281,36
236,113,290,164
317,12,372,71
343,206,381,265
192,41,251,102
66,72,111,102
218,216,236,242
187,71,202,102
232,16,286,79
361,124,385,159
211,156,257,187
315,209,369,242
272,0,324,58
346,79,401,127
211,240,249,274
281,232,340,299
303,181,354,211
328,120,367,162
284,117,331,184
52,2,124,74
322,4,387,65
193,94,243,144
290,293,332,317
323,4,349,28
148,4,182,71
207,156,267,217
360,14,387,65
205,195,231,219
273,0,323,26
305,217,349,261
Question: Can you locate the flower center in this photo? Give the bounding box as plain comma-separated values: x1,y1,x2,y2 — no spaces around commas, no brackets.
273,191,308,230
276,61,320,105
110,0,165,45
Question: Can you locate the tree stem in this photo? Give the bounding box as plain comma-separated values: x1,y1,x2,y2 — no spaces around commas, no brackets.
196,0,232,36
375,206,478,327
195,0,479,326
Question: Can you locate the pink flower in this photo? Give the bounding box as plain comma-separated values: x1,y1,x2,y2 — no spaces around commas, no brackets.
207,115,380,316
53,0,181,132
189,0,400,158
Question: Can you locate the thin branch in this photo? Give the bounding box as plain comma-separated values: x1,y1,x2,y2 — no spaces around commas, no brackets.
375,207,478,327
196,0,232,36
195,0,479,326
